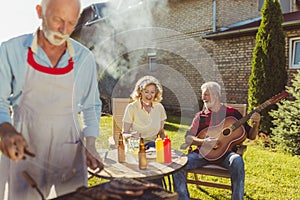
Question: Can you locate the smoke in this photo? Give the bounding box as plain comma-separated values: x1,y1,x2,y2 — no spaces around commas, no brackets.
75,0,224,117
80,0,170,101
92,0,169,69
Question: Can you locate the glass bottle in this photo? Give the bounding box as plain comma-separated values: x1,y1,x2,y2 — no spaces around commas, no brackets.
118,132,126,163
138,137,147,170
155,134,164,163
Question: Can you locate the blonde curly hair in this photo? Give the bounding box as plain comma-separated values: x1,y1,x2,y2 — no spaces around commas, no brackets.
130,76,163,103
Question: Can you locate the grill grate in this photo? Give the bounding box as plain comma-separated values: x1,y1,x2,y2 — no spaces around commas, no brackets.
52,178,178,200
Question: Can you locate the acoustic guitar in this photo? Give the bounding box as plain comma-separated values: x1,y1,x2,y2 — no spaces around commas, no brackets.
197,90,289,161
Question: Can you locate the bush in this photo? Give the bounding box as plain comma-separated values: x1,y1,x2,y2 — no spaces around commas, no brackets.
248,0,287,134
270,70,300,156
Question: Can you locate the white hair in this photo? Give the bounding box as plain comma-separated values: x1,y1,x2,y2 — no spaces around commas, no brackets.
201,81,221,97
40,0,81,15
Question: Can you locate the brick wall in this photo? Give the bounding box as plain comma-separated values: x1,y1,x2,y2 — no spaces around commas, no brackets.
74,1,300,115
154,0,261,33
130,35,255,113
155,0,213,33
147,0,300,114
216,0,261,28
210,36,256,104
157,29,300,114
148,0,262,113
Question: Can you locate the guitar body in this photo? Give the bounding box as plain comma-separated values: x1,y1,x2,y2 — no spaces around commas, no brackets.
197,116,246,161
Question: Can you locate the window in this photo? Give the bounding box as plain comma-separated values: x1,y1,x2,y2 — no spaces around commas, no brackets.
289,37,300,69
148,53,157,72
258,0,291,13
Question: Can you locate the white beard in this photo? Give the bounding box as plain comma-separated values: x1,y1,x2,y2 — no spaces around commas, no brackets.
42,22,69,46
204,100,215,110
44,29,69,46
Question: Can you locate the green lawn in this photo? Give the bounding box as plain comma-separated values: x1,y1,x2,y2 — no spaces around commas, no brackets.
91,115,300,200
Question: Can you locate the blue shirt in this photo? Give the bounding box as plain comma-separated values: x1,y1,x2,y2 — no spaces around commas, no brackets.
0,33,102,138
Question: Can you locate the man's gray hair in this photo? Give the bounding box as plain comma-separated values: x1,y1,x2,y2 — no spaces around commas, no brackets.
201,81,221,97
40,0,81,15
40,0,47,14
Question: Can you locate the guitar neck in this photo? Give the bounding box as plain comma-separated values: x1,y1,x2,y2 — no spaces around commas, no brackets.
231,99,273,130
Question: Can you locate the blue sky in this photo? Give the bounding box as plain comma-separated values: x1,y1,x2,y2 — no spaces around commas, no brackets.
0,0,101,44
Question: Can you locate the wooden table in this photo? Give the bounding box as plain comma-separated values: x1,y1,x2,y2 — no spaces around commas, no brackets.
92,149,187,181
51,150,184,200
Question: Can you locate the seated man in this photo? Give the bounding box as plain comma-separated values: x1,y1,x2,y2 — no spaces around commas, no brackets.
173,81,261,200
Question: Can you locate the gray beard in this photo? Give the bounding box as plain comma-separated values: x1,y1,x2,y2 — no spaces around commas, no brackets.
204,100,215,110
44,29,68,46
41,23,69,46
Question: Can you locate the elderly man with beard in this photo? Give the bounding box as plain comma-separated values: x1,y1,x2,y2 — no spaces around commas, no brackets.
0,0,104,199
173,81,261,200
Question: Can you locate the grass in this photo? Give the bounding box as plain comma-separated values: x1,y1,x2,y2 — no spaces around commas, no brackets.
91,115,300,200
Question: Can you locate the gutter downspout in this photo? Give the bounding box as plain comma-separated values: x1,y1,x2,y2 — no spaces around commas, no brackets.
213,0,217,32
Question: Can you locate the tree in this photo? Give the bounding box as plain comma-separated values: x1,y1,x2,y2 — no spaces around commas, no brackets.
248,0,287,134
270,70,300,156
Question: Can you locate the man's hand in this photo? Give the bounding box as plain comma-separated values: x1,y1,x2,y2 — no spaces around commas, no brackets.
248,112,261,140
185,135,195,146
0,122,29,162
86,145,104,171
250,112,261,124
202,137,219,149
85,136,104,172
180,135,219,150
180,135,203,149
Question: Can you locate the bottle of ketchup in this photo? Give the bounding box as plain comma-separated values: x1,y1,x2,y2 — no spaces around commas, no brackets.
163,134,172,163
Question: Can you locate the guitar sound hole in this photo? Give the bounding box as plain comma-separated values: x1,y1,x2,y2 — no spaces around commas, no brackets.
223,128,231,136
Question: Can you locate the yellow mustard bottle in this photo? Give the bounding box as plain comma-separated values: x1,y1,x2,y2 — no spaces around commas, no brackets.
118,132,126,163
155,135,164,163
138,137,147,170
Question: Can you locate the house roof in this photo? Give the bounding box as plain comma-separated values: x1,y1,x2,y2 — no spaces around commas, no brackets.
202,11,300,40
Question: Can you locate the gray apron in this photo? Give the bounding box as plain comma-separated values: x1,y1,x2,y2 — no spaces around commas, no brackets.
0,45,87,200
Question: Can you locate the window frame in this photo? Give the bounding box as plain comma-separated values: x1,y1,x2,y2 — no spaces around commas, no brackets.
289,37,300,69
148,53,157,72
258,0,291,13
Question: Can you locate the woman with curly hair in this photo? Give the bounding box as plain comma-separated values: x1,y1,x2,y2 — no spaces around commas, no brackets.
122,75,167,148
